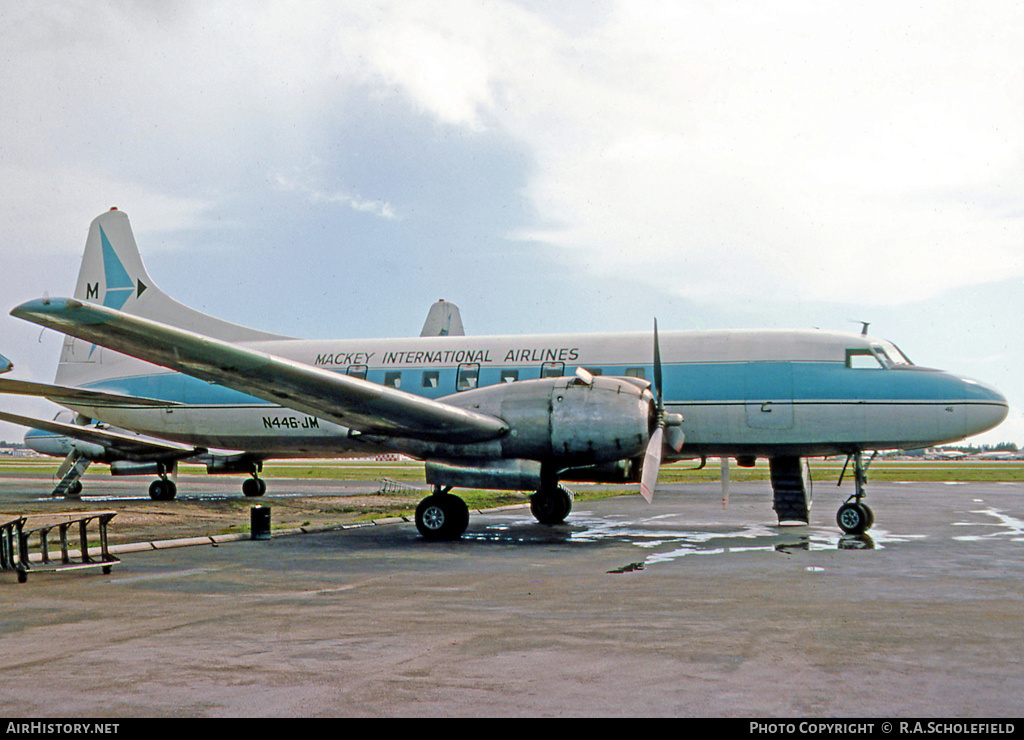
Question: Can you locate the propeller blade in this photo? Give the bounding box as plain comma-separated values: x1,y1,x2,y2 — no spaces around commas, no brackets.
653,318,663,410
640,427,663,503
575,366,595,385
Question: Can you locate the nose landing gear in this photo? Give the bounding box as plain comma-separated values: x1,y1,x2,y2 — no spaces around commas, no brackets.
836,451,875,535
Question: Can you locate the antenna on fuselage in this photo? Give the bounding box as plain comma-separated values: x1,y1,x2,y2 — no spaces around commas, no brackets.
848,319,870,336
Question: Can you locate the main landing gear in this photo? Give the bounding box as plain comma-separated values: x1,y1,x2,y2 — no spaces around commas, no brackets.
530,481,573,526
836,451,875,535
242,473,267,497
415,486,470,541
148,464,177,501
414,475,574,541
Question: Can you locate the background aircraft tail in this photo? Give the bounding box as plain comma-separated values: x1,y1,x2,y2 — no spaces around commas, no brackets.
55,208,287,388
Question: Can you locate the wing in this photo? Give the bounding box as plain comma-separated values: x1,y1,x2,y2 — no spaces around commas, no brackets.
0,378,181,408
0,410,201,461
11,298,508,444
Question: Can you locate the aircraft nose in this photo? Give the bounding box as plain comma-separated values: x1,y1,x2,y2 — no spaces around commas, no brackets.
960,377,1009,437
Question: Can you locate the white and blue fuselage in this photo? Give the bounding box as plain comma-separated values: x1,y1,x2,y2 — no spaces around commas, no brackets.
54,327,1007,460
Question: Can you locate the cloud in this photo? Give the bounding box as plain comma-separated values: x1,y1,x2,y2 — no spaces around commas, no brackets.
330,1,1024,305
274,166,399,221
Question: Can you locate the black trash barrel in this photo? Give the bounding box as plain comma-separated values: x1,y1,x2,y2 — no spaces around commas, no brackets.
250,506,271,540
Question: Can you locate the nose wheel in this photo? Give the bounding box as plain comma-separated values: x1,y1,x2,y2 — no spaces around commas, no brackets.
837,501,874,534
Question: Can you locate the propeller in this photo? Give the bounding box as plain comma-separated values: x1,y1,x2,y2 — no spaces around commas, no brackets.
639,319,684,503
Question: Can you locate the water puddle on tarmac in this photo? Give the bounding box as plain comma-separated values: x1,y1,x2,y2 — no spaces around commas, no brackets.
952,506,1024,543
469,510,926,570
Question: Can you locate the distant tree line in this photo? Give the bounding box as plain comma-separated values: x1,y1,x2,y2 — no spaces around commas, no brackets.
897,442,1020,457
945,442,1020,453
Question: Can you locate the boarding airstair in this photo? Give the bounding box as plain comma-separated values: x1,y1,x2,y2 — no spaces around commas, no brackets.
51,451,91,497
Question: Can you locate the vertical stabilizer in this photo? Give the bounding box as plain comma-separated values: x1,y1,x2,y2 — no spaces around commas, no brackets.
56,209,288,387
420,299,465,337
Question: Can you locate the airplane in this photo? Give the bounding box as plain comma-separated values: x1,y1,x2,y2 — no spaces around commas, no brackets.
1,208,1009,540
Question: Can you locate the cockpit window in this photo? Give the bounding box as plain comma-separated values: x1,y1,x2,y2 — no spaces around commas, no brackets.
877,341,913,366
846,348,884,369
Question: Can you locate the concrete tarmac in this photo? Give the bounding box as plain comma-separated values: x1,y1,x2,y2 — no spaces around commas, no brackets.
1,477,1022,718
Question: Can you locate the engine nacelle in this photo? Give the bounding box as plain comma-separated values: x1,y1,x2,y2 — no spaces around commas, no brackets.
206,454,262,475
110,461,166,476
70,440,113,462
437,374,654,466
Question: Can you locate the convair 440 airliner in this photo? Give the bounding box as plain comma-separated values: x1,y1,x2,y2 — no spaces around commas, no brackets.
0,209,1009,540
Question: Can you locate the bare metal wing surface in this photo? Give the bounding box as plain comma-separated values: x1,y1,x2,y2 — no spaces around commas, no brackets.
0,410,200,461
11,298,509,444
0,377,182,408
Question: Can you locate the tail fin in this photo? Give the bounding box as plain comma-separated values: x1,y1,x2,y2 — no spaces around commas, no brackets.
56,208,287,386
420,299,465,337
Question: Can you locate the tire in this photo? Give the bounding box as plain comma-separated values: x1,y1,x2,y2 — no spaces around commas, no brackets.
860,502,875,530
149,479,177,501
415,494,468,541
836,502,870,534
242,477,266,497
530,485,573,525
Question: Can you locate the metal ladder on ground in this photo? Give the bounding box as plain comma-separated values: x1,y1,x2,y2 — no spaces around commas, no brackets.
376,477,425,496
1,511,119,583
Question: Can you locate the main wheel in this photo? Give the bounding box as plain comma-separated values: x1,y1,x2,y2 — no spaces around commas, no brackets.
530,485,573,525
149,478,177,501
836,502,871,534
415,494,469,541
242,477,266,497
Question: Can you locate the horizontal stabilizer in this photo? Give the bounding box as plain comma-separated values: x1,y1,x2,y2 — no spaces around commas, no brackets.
0,410,202,462
0,377,182,408
12,298,508,444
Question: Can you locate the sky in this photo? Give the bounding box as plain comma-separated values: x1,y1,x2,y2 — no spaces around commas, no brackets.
1,0,1023,447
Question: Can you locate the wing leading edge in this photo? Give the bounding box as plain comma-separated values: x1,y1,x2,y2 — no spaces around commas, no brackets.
0,378,182,408
11,298,508,444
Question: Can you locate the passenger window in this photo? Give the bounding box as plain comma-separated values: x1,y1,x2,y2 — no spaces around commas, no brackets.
582,367,603,376
457,363,480,391
347,365,368,380
500,369,519,383
625,367,646,379
384,371,402,388
421,371,439,388
540,361,564,378
846,349,883,369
